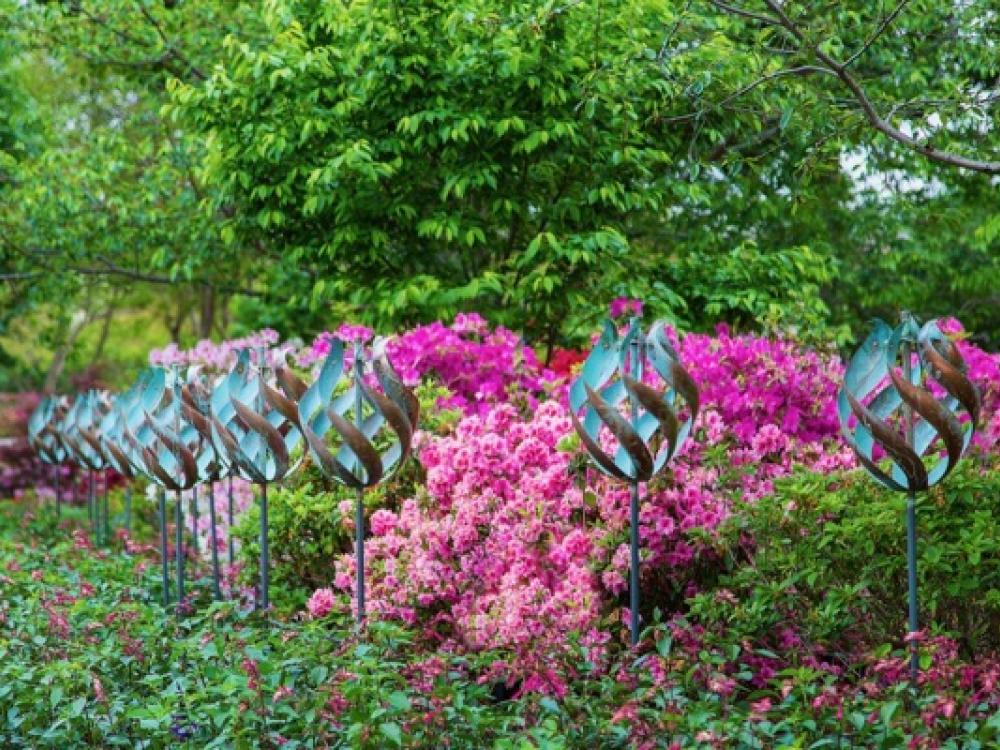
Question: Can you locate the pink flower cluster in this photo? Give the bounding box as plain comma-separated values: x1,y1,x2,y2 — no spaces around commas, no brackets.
313,331,858,686
151,313,557,417
150,329,290,370
333,401,604,680
306,588,335,619
681,323,842,444
300,313,558,415
951,328,1000,454
609,297,643,320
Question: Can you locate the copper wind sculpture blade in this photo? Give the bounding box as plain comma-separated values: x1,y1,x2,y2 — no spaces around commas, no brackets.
838,313,980,683
298,337,419,624
63,390,114,544
98,375,149,536
116,368,177,606
569,316,700,645
209,349,304,612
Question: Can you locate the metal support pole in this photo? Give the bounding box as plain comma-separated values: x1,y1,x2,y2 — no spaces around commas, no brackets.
124,486,132,532
159,489,170,607
227,476,235,567
88,469,95,530
259,483,269,612
628,327,644,647
103,473,110,545
902,323,919,685
170,365,185,609
175,490,185,608
254,346,270,614
629,481,640,646
191,486,200,556
54,466,61,517
356,486,365,624
208,481,221,600
354,342,366,625
906,493,919,682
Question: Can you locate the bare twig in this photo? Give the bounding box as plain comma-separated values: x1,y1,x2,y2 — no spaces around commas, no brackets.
843,0,912,68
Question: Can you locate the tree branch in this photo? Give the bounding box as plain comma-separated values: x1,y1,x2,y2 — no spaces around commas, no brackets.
842,0,911,68
137,3,206,81
716,65,837,109
744,0,1000,174
708,0,781,26
3,248,266,299
74,257,265,298
707,116,782,161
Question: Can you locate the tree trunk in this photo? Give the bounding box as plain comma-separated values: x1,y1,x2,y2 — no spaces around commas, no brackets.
89,304,115,369
199,284,215,339
43,310,89,394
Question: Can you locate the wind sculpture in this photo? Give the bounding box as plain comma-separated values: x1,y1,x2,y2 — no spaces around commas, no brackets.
99,376,149,534
298,338,419,624
64,390,113,545
181,372,229,600
570,317,700,646
208,350,303,612
27,395,69,516
839,313,980,683
127,367,199,609
113,369,175,606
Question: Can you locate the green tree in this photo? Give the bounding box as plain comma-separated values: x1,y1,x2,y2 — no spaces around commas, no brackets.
670,0,1000,343
170,0,799,348
3,0,999,383
0,1,267,386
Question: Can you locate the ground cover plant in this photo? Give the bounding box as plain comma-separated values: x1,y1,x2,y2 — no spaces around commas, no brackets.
1,312,998,747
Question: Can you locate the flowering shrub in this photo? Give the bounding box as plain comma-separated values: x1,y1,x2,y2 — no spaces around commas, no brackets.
690,455,1000,646
4,310,997,747
151,313,558,416
311,323,874,688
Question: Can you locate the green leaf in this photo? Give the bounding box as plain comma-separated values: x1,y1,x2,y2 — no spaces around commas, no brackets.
379,722,403,746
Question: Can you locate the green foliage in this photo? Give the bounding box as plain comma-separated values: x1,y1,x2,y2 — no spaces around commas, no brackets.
668,242,848,343
3,0,1000,386
168,0,699,344
0,1,264,387
234,480,352,608
3,501,1000,748
0,505,504,748
690,456,1000,659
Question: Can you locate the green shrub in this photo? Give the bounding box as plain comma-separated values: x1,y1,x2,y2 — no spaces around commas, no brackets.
234,480,352,609
5,501,1000,748
689,456,1000,659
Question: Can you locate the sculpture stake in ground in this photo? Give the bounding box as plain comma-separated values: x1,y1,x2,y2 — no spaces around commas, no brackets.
570,316,699,646
839,312,980,683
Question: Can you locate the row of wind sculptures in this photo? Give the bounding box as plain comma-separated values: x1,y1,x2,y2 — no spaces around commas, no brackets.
28,339,418,622
28,311,980,669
